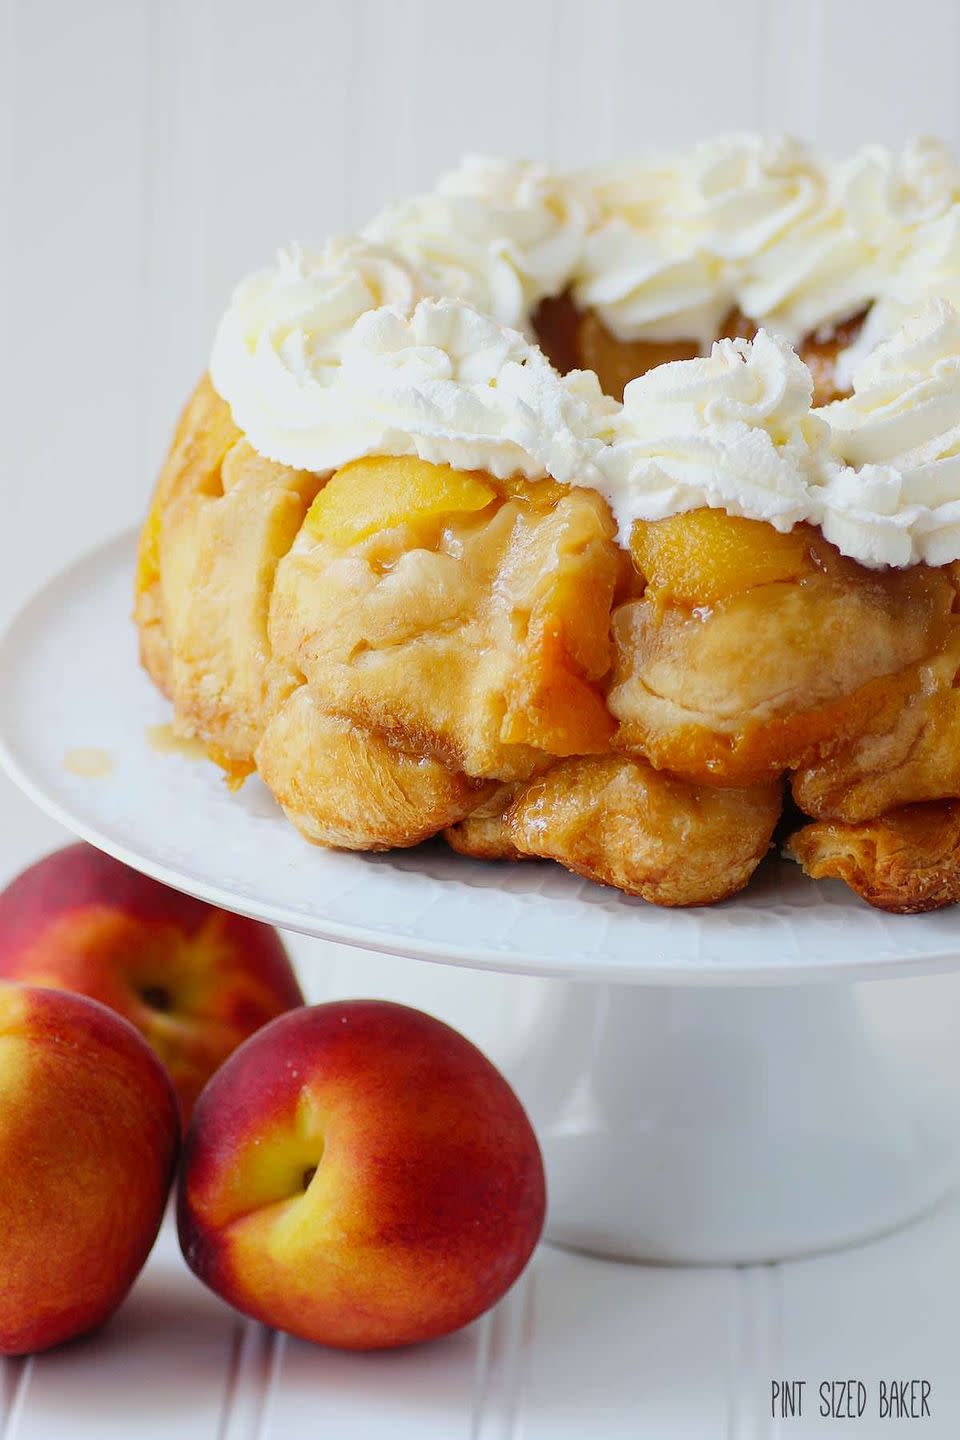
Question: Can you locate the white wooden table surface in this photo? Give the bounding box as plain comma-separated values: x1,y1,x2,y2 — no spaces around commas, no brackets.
5,1,960,1433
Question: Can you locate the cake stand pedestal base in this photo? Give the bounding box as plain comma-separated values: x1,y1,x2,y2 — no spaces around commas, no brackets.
514,981,959,1264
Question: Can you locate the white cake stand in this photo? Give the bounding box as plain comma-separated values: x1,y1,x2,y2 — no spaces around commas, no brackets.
3,531,960,1264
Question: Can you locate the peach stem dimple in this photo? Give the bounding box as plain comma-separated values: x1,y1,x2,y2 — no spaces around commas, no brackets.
139,985,173,1013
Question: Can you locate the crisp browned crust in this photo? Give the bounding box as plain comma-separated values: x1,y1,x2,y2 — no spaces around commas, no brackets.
444,786,526,861
255,692,492,851
505,755,782,906
787,802,960,913
448,756,782,906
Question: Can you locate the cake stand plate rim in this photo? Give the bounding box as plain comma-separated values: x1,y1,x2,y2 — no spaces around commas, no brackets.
1,528,958,988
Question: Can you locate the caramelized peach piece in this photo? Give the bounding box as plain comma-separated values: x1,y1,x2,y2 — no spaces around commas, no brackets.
798,310,866,407
503,623,615,756
135,503,162,597
609,557,956,787
501,489,619,756
577,311,699,401
531,291,581,376
631,510,815,607
306,456,495,547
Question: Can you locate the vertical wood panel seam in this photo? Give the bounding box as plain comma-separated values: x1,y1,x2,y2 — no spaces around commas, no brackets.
1,0,19,504
259,1328,284,1439
469,1309,495,1440
137,0,163,497
215,1319,248,1440
754,0,771,132
545,0,563,166
769,1264,784,1440
725,1266,745,1439
808,0,825,143
344,2,367,228
727,1264,779,1439
0,1358,31,1440
216,1320,280,1440
470,1262,536,1439
512,1263,537,1436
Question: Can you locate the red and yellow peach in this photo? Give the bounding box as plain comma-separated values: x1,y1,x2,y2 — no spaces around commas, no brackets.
0,844,303,1120
178,1000,545,1349
0,982,179,1354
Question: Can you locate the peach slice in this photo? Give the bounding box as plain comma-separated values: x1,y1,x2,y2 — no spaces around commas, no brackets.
305,456,496,547
577,310,700,401
135,502,163,597
630,509,815,608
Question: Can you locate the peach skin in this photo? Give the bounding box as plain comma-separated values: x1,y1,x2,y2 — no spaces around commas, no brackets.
0,844,303,1121
178,1000,546,1349
0,982,179,1354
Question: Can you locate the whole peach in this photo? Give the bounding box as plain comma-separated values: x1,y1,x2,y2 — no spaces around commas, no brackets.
0,982,179,1354
0,844,303,1120
178,1000,545,1349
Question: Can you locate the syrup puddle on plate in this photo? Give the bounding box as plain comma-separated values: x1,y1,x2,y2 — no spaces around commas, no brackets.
146,723,208,760
63,746,114,778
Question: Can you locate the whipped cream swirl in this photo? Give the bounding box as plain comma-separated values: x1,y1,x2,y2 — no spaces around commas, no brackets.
211,236,424,404
207,144,960,571
595,329,826,542
574,135,960,349
213,293,610,483
820,300,960,566
836,204,960,386
573,221,728,350
364,156,591,333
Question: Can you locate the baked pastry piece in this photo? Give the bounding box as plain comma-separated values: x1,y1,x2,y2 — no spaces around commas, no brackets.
791,632,960,822
135,379,321,781
609,512,955,786
256,699,492,851
599,325,959,790
135,376,241,701
787,803,960,914
445,786,525,862
448,757,781,905
263,455,620,784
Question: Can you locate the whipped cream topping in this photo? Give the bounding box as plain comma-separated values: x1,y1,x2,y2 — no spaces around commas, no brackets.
729,142,885,344
744,138,959,341
236,139,960,362
835,205,960,386
575,135,960,349
592,303,960,569
213,293,610,483
211,236,424,407
595,330,826,540
363,156,591,333
207,142,960,571
820,301,960,566
573,220,729,350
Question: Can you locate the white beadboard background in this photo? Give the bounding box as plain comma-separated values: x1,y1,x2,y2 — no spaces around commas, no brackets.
5,2,960,1436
